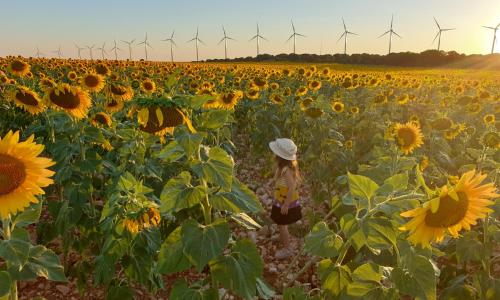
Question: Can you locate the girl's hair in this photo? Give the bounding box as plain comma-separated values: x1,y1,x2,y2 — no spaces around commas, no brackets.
275,155,301,184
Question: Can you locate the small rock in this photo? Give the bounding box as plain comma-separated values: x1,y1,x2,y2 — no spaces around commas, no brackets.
268,266,278,273
56,284,70,295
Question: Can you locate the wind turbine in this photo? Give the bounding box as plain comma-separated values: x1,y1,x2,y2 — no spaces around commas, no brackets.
337,18,358,55
53,45,63,59
138,33,152,61
218,26,235,59
432,17,455,51
187,27,205,62
35,46,44,58
483,23,500,54
249,23,267,56
378,15,401,54
86,44,95,60
121,39,136,60
161,30,177,63
286,20,305,54
74,44,85,59
97,42,108,60
110,40,121,60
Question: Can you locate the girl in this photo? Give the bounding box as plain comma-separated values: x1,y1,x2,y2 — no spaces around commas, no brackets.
268,138,302,259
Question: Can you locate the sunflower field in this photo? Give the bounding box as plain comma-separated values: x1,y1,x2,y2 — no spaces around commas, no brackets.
0,57,499,299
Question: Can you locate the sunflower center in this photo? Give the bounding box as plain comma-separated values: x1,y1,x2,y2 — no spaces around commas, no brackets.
49,88,81,109
425,192,469,228
94,114,109,125
11,61,27,72
84,76,100,88
143,82,154,90
110,85,127,96
397,128,416,147
16,91,39,106
0,154,26,195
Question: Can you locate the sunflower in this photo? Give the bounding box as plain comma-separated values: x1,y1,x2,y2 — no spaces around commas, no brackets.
141,79,156,94
270,93,285,105
81,73,105,92
8,86,45,115
300,97,314,110
304,107,323,118
481,131,500,149
8,60,30,77
217,90,243,110
251,77,268,90
45,84,92,119
350,106,360,114
394,122,424,155
444,123,465,141
123,207,161,234
400,170,498,248
95,63,110,76
295,86,308,97
137,105,195,136
91,112,112,127
308,80,321,91
105,99,124,113
0,131,55,219
108,84,134,102
203,97,221,109
245,88,260,100
483,114,495,125
67,71,78,81
345,140,353,149
331,101,345,113
431,117,453,131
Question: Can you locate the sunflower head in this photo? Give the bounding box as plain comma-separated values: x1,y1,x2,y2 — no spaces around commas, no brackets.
91,112,112,127
217,90,243,110
400,170,498,248
431,117,453,131
304,107,323,118
481,131,500,149
483,114,495,125
0,131,55,219
8,86,45,115
45,83,92,119
331,101,345,113
394,122,424,155
81,73,105,92
8,60,31,77
141,79,156,94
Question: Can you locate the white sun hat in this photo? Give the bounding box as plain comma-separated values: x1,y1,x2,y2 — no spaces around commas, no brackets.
269,138,297,161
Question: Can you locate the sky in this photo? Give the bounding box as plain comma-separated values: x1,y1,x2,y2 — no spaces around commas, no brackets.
1,0,499,62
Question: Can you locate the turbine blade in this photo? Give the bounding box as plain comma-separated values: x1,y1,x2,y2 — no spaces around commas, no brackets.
342,17,346,31
337,32,346,43
286,34,294,42
198,39,206,45
261,36,268,41
187,37,196,42
296,33,306,37
434,17,440,30
483,26,495,30
347,31,358,35
218,37,225,45
378,30,390,38
442,28,455,31
393,31,402,38
249,35,257,41
432,31,440,43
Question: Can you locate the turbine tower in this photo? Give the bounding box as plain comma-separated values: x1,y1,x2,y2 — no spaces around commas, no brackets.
483,23,500,54
187,27,205,62
74,44,84,59
218,25,235,59
432,17,455,51
53,46,63,59
337,18,358,55
121,39,136,60
161,30,177,63
35,47,44,58
286,20,305,54
97,42,108,60
110,40,122,60
249,23,267,56
86,44,95,60
138,33,152,61
378,15,401,54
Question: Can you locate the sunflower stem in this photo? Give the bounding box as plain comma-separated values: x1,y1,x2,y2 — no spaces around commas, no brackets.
2,217,18,300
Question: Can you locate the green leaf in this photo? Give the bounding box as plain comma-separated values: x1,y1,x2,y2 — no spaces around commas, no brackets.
169,280,218,300
192,147,234,191
283,286,309,300
187,94,215,109
377,173,408,195
12,201,42,228
230,213,262,230
160,171,206,213
181,219,230,271
456,231,483,263
106,285,134,300
26,245,67,282
158,227,191,274
211,178,263,214
392,254,436,300
176,132,203,159
200,110,232,129
157,140,185,162
318,259,351,297
362,217,397,251
211,239,263,300
256,277,276,299
0,271,11,297
351,263,382,283
304,222,343,258
348,172,379,202
0,238,30,267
